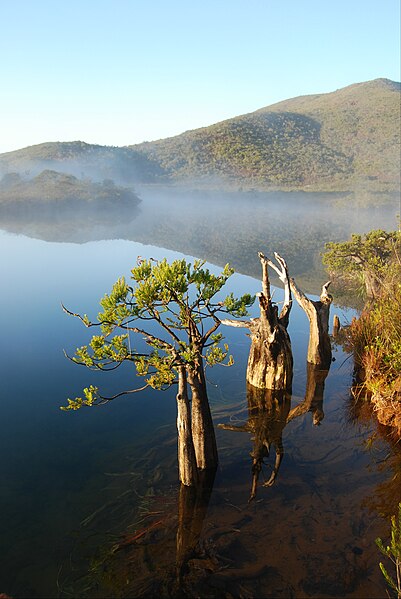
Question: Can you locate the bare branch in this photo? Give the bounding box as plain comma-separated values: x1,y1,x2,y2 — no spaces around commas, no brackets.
290,277,314,318
267,252,292,325
61,303,93,327
258,252,271,300
220,318,252,328
217,423,250,432
320,280,332,303
96,383,151,403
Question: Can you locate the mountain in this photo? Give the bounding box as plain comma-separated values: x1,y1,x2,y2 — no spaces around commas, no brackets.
132,78,400,191
0,142,165,185
0,79,399,192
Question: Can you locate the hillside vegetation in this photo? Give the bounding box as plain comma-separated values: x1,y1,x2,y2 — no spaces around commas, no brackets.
0,78,399,192
134,79,400,190
323,229,401,434
0,170,141,210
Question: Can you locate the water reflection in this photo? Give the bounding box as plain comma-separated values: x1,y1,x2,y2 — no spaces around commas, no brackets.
1,192,399,597
219,364,330,500
347,391,401,520
287,362,329,427
0,188,398,293
176,470,216,582
219,386,291,500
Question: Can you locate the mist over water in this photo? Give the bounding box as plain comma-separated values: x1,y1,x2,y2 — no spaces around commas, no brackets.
0,186,398,292
0,188,400,597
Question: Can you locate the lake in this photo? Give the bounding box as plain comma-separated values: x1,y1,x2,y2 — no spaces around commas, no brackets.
0,189,400,598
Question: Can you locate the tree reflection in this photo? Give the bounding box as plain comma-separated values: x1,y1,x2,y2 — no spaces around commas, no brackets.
287,362,329,427
176,469,216,582
218,363,330,500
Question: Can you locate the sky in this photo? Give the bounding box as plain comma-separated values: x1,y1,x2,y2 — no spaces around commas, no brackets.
0,0,400,154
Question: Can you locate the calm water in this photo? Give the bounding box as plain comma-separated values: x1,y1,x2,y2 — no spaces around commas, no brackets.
1,191,400,598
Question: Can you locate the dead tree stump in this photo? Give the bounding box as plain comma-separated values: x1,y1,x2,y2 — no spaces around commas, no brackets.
290,278,333,369
222,252,293,392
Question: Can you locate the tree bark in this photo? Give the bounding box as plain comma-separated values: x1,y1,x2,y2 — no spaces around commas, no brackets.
290,278,333,369
188,362,218,471
246,253,293,391
221,253,293,391
176,366,198,486
332,314,341,338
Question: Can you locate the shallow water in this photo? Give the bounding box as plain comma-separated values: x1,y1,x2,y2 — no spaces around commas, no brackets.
0,190,400,598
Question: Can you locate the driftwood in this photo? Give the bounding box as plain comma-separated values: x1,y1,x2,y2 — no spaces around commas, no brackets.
218,251,336,498
222,252,293,391
290,278,333,369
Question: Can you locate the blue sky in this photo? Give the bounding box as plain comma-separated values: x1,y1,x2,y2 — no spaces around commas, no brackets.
1,0,400,153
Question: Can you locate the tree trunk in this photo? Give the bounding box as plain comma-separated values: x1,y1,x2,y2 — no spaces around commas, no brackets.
188,362,218,471
363,269,382,300
290,278,333,369
246,253,293,391
332,314,341,337
176,367,198,486
221,253,293,392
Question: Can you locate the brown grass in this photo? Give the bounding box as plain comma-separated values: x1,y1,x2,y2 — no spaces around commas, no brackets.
349,245,401,434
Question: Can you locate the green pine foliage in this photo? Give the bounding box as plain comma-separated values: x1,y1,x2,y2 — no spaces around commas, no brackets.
322,229,400,298
62,258,254,409
376,503,401,598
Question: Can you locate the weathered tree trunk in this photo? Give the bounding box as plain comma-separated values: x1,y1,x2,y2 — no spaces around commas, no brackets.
221,252,293,392
247,253,293,391
332,314,341,338
290,278,333,369
363,269,382,300
188,362,218,471
287,362,329,426
176,366,198,486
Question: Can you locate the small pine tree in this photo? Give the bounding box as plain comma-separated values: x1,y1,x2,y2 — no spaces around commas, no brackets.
376,503,401,598
62,257,254,485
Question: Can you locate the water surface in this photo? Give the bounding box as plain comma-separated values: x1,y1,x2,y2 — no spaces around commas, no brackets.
0,190,400,598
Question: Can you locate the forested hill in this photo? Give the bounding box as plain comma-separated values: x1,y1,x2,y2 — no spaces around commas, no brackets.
0,78,399,192
0,170,141,210
132,78,400,190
